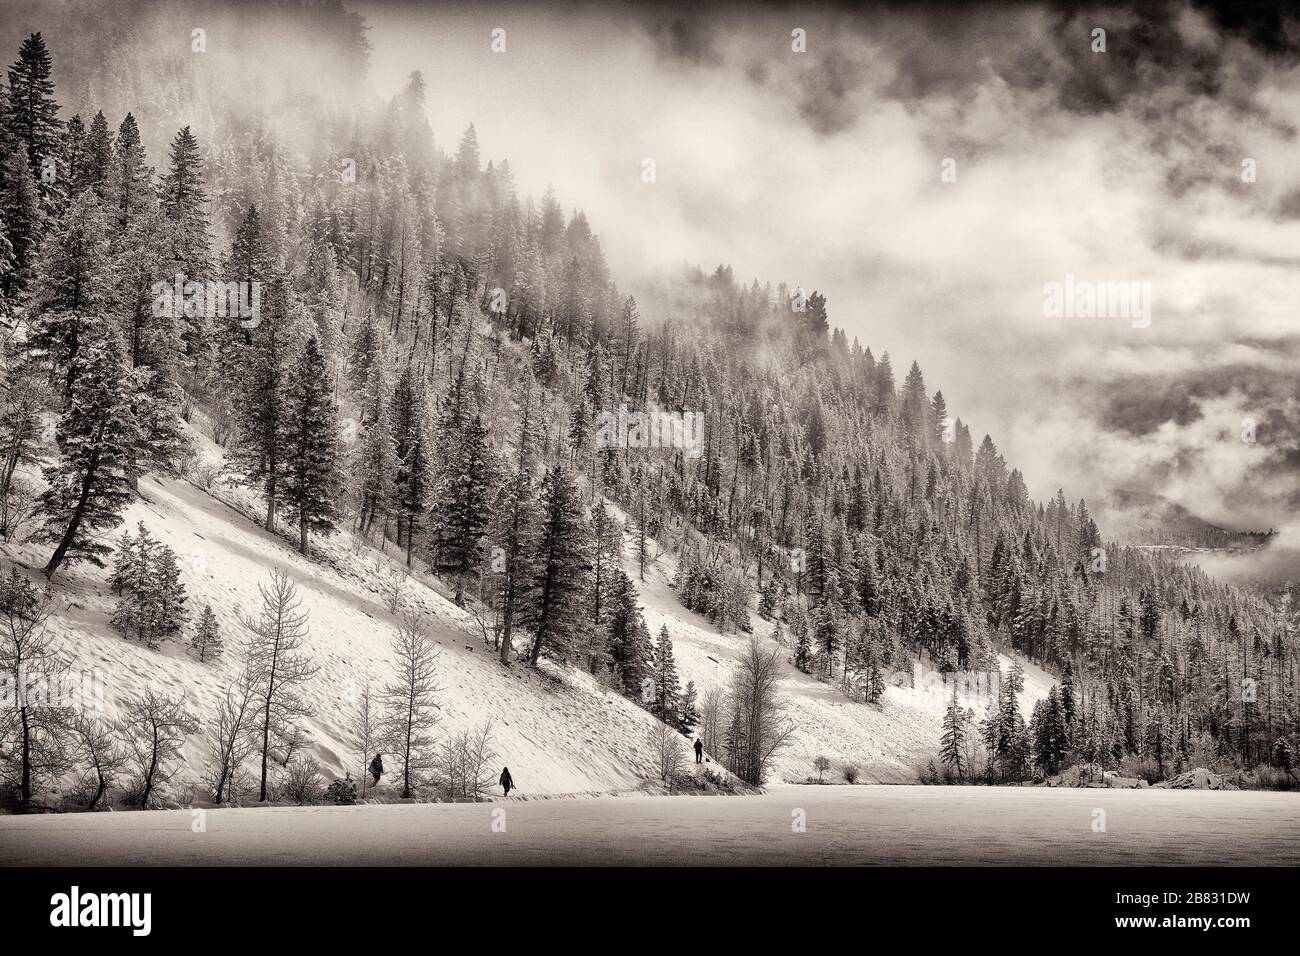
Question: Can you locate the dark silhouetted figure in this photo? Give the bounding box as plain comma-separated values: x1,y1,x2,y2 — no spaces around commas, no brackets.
370,753,383,785
499,766,514,796
694,739,704,764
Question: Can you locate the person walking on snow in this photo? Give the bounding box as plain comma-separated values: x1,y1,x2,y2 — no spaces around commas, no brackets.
370,753,384,786
499,766,514,797
694,738,704,764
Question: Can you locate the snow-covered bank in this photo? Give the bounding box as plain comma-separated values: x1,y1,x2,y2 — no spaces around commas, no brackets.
3,786,1297,866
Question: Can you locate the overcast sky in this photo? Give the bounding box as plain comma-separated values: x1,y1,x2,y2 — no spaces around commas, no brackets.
356,0,1300,579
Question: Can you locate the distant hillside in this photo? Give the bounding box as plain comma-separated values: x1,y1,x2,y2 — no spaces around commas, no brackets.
1099,489,1277,551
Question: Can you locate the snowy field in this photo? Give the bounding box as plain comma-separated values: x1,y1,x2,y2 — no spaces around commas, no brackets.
4,786,1298,866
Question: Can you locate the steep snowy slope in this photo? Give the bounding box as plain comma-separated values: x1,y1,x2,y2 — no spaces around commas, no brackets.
624,534,1053,784
5,440,678,800
4,424,1053,801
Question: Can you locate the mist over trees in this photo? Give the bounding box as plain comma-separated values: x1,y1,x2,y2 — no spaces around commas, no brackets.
0,0,1294,813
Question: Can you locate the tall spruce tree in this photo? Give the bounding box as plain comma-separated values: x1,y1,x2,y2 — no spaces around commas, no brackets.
283,335,342,554
521,463,589,667
29,190,110,400
4,33,62,205
650,623,683,724
431,412,495,604
39,330,143,578
158,126,211,276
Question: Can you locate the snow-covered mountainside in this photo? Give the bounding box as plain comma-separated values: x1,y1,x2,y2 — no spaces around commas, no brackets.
3,426,1050,800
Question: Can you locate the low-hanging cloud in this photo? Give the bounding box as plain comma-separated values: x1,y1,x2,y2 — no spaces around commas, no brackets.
360,0,1300,579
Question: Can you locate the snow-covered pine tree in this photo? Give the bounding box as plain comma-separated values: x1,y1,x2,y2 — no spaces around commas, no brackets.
353,351,396,538
192,604,223,662
493,372,537,665
521,462,590,667
38,330,143,579
650,623,683,724
107,113,154,237
158,125,211,277
234,277,294,535
679,680,699,735
390,362,433,565
589,497,621,632
4,33,63,208
284,335,342,554
28,190,110,401
0,149,44,295
116,206,186,484
430,410,495,604
79,110,114,200
605,568,649,692
940,687,968,781
151,544,188,646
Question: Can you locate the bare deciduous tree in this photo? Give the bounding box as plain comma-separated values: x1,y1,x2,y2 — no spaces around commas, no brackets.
381,611,440,798
241,569,319,802
723,638,795,786
697,683,727,761
649,720,688,790
69,712,126,808
204,665,260,803
119,687,200,807
0,567,70,803
433,719,498,800
351,678,377,797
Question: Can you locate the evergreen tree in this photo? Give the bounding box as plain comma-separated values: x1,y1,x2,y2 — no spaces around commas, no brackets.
192,604,223,662
157,126,211,275
107,113,154,235
79,110,113,198
1,148,44,295
30,189,111,397
38,330,142,578
234,279,293,535
650,623,683,722
108,522,187,648
283,336,342,554
391,363,433,565
940,687,968,781
521,463,590,666
679,680,699,735
431,412,496,603
4,33,62,204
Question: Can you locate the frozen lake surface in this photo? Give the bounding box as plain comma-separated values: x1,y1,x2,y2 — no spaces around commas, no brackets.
4,785,1299,866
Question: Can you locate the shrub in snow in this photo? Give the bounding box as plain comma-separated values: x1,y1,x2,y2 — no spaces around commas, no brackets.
282,756,325,805
324,774,357,804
